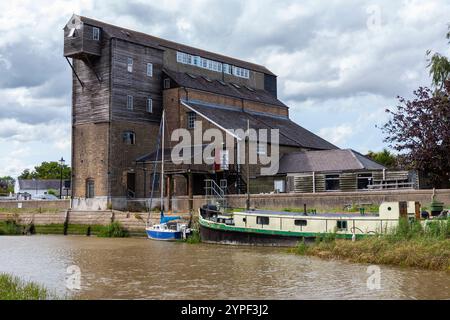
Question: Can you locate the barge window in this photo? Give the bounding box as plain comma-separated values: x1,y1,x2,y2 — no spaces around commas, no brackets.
294,219,307,226
257,216,269,225
337,220,348,231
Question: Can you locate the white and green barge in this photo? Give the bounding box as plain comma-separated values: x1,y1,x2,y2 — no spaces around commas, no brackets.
199,201,420,246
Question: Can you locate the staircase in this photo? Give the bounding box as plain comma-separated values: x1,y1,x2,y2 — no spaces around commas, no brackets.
205,179,228,212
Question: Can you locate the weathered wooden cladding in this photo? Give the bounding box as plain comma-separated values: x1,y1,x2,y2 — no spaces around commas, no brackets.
111,39,164,123
64,24,101,58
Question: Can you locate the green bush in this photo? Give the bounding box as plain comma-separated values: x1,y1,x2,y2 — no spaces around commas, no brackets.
185,229,201,244
97,222,129,238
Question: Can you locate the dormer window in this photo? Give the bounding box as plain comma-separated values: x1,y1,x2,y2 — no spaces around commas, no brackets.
68,28,76,38
93,27,100,41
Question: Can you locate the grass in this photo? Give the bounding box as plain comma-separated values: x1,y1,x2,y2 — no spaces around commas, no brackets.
0,273,58,300
97,222,129,238
291,218,450,272
0,220,23,235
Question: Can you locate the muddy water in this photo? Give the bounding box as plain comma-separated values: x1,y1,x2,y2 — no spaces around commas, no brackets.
0,235,448,300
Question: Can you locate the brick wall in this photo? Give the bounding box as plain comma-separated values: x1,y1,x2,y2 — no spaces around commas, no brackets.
0,200,70,210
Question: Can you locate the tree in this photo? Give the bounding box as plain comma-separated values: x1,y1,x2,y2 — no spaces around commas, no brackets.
18,162,71,180
366,149,398,168
427,25,450,90
382,84,450,188
0,176,15,193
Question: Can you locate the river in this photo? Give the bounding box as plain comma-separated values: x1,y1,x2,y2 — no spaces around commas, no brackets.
0,235,448,299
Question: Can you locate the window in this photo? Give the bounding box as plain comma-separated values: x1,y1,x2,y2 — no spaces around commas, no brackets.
223,64,231,74
187,112,196,129
337,220,348,231
146,63,153,77
123,131,136,145
127,95,133,110
231,83,241,89
164,78,171,89
256,216,270,225
93,27,100,41
294,220,307,226
245,85,255,92
86,179,95,198
357,173,373,190
257,143,267,155
233,66,250,79
325,174,340,191
218,80,227,86
177,52,223,73
147,97,153,113
274,180,285,193
127,57,133,73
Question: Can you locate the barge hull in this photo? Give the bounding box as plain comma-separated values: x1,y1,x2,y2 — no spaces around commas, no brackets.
200,224,313,247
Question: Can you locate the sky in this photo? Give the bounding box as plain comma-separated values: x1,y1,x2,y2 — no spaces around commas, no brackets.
0,0,449,178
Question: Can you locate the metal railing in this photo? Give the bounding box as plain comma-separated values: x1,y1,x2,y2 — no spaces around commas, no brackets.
205,179,228,211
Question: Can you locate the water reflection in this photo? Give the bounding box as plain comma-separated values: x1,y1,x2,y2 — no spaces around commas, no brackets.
0,235,448,300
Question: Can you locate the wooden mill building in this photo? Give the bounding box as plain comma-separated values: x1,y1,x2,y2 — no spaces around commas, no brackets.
63,14,408,211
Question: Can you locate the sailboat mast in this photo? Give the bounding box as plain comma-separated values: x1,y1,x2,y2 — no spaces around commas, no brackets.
161,110,165,213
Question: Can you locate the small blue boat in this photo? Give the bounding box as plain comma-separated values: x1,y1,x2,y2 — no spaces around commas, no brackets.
145,211,184,241
145,110,190,241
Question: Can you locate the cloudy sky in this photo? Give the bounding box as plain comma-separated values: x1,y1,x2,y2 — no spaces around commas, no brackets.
0,0,449,177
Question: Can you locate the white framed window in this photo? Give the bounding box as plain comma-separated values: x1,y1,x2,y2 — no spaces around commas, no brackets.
146,63,153,77
93,27,100,41
223,64,231,74
127,95,133,110
233,66,250,79
147,97,153,113
127,57,133,73
187,112,196,129
274,180,285,193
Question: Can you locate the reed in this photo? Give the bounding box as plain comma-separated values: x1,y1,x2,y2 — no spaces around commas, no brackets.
97,222,129,238
0,273,58,300
292,218,450,272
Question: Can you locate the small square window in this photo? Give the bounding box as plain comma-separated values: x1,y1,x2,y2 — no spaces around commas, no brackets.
147,98,153,113
93,27,100,41
187,112,196,129
147,63,153,77
127,57,133,73
127,95,133,110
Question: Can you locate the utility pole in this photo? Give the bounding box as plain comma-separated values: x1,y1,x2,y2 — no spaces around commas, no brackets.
246,119,250,211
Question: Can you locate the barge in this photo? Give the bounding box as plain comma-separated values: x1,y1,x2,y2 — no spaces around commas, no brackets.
199,201,420,247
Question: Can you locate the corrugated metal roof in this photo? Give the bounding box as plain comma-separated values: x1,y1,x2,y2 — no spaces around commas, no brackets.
183,100,338,150
278,149,386,173
78,16,276,76
163,69,286,107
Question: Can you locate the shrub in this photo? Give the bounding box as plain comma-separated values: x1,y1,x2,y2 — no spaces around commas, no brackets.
97,222,128,238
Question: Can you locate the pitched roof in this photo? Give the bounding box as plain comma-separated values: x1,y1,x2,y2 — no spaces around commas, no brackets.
182,100,338,150
163,69,286,108
278,149,386,173
18,179,62,190
78,15,276,76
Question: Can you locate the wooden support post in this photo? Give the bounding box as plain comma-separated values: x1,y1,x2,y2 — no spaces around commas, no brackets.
188,172,193,212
